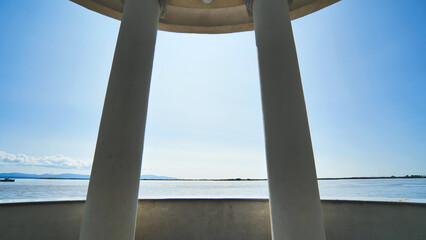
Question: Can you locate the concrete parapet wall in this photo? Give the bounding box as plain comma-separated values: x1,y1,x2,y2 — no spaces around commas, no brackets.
0,199,425,239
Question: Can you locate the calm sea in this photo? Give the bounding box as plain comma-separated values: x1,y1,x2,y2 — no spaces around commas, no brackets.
1,178,426,203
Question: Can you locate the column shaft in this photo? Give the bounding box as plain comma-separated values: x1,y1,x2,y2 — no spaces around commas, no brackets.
79,0,160,239
253,0,326,239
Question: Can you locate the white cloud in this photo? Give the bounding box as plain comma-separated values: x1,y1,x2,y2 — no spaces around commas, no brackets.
0,151,90,169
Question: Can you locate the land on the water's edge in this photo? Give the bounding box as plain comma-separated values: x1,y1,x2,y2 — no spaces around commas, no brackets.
0,173,176,180
1,173,425,181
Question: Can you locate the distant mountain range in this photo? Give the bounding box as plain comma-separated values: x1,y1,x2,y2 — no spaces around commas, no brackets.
0,172,177,180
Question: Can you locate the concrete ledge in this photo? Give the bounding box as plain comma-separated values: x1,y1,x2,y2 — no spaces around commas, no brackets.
1,199,425,239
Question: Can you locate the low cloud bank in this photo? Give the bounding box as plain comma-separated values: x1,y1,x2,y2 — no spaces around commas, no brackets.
0,151,90,169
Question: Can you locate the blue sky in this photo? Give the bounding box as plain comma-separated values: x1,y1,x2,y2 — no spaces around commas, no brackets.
0,0,425,178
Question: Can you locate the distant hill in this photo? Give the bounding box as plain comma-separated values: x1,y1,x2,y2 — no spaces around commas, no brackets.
0,172,177,180
140,174,177,180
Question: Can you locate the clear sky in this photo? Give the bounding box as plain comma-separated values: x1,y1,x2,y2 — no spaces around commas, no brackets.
0,0,425,178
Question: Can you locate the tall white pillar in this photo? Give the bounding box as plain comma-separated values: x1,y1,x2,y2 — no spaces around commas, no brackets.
79,0,160,239
252,0,326,239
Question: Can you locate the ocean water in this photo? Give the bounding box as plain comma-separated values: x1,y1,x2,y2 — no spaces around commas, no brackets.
1,178,426,203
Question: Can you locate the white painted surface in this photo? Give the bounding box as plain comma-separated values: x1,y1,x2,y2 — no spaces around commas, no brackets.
79,0,160,239
253,0,326,239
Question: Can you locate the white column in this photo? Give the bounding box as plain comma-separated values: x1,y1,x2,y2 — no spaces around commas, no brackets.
79,0,160,239
252,0,326,239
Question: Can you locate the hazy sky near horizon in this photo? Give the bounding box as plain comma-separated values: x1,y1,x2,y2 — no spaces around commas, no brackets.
0,0,425,178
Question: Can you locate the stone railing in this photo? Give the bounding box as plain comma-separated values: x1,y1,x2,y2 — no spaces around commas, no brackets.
0,199,425,239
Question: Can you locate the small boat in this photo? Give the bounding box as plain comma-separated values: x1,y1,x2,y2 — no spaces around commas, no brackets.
0,178,15,182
